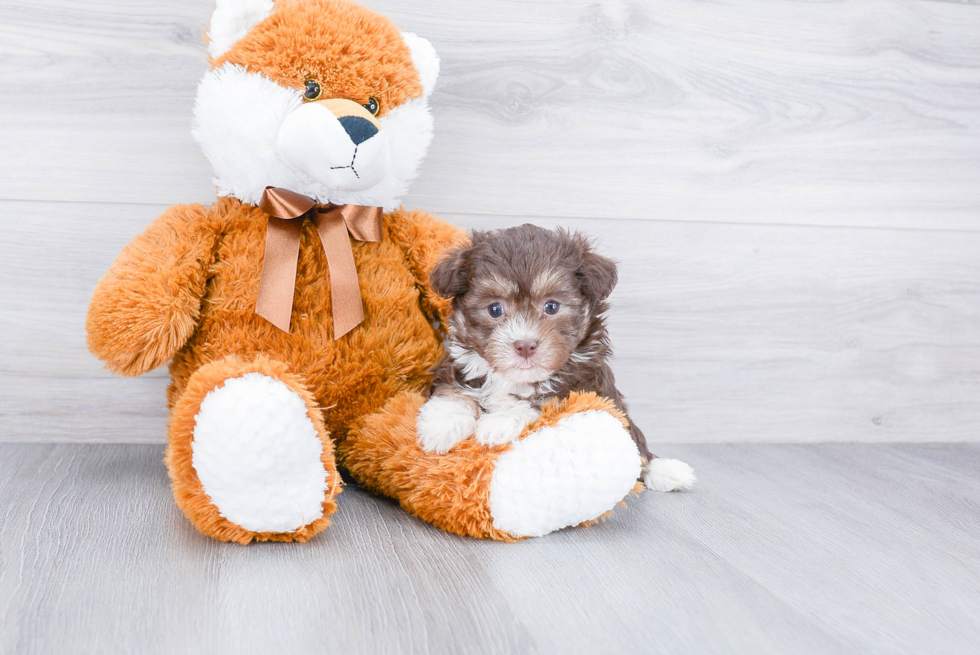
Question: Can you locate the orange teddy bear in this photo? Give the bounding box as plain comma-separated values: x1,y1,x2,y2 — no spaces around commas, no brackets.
87,0,664,544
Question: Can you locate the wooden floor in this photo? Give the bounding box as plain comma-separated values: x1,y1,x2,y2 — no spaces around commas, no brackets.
1,443,977,654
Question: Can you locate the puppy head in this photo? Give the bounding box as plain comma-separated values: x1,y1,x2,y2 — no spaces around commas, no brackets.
431,224,617,384
193,0,439,210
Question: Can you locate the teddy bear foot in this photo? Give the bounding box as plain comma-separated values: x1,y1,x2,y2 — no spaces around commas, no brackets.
487,409,641,537
166,356,341,544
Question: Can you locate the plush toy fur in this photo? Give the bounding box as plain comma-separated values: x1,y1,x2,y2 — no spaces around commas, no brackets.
87,0,663,544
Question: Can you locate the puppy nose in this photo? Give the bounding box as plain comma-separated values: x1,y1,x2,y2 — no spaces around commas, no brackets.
514,340,538,358
337,115,379,145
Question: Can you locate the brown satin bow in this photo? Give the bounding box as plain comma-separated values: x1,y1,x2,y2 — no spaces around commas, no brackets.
256,186,383,338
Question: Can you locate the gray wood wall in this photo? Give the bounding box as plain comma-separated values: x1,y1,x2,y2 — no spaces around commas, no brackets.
1,0,978,443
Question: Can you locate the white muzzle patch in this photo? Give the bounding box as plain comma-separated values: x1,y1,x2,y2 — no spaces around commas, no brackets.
277,102,392,192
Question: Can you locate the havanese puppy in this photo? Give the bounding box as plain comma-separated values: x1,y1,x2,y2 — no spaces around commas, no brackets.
416,224,695,491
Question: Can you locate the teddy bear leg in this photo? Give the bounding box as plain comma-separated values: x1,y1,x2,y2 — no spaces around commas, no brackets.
166,356,341,544
342,391,645,540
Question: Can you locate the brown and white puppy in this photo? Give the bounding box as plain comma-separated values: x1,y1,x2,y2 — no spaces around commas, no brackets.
417,224,653,455
417,225,696,491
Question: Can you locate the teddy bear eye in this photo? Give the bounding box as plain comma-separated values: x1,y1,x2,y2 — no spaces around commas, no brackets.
487,302,505,319
543,300,560,315
363,96,380,116
303,79,322,102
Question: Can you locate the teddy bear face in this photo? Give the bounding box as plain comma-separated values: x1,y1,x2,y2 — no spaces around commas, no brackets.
192,0,439,210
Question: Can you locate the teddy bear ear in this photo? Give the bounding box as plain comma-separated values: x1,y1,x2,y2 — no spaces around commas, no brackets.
208,0,276,60
401,32,440,97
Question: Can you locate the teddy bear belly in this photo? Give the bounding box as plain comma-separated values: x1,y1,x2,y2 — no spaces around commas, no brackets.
167,237,444,444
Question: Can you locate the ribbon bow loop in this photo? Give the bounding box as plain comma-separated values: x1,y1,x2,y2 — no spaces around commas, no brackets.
256,186,383,338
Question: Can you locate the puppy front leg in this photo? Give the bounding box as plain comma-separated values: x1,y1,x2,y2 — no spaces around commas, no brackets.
417,393,480,454
475,403,541,448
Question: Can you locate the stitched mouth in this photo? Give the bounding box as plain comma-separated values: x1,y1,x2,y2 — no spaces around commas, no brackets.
330,145,360,178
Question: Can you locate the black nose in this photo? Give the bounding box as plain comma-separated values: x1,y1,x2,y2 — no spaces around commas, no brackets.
514,340,538,358
338,115,379,145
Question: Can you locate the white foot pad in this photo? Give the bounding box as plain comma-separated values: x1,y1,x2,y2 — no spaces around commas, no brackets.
488,410,641,538
191,372,330,534
644,458,696,492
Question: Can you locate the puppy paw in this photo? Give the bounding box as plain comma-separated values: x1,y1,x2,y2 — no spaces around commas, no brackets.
644,458,696,492
417,396,478,454
475,406,541,448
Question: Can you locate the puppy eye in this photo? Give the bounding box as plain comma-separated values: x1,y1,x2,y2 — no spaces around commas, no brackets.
303,79,322,102
363,97,380,116
487,302,505,318
543,300,560,315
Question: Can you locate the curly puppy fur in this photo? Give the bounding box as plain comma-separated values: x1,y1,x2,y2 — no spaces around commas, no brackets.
416,224,654,461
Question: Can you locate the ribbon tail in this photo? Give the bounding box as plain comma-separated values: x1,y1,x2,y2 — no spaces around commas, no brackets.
316,213,365,339
256,216,303,332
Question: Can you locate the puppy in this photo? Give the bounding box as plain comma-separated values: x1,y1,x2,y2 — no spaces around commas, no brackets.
416,224,695,491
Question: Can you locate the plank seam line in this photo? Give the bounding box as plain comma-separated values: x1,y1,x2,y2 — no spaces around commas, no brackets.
2,198,978,236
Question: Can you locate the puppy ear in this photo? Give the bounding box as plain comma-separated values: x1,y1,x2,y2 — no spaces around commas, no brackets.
577,249,618,303
430,247,471,298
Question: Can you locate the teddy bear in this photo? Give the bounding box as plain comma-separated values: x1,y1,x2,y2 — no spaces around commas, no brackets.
86,0,680,544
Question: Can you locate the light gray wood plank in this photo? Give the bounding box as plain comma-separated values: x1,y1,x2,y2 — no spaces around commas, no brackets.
0,201,172,442
1,443,978,654
0,444,534,655
4,199,978,443
485,214,980,443
1,0,979,230
656,443,980,653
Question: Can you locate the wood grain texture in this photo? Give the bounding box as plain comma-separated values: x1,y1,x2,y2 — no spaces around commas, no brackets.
1,443,978,654
1,0,979,444
0,0,978,229
2,200,978,443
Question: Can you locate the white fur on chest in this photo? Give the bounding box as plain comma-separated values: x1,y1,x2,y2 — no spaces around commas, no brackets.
449,343,535,412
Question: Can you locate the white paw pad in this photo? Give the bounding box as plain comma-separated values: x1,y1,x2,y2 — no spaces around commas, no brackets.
488,410,641,538
191,372,330,533
417,396,478,454
644,458,696,492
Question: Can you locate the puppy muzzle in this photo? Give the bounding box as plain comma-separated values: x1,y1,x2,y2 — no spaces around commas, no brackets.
276,98,392,192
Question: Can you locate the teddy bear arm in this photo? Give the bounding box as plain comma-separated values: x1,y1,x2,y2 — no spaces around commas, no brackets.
387,208,468,331
86,203,217,377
